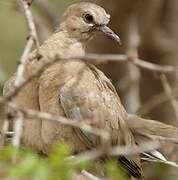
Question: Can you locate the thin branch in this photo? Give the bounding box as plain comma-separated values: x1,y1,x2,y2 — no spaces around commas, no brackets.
160,74,178,128
110,141,161,156
9,104,178,156
9,105,110,142
14,38,34,87
4,53,178,102
7,102,178,168
12,112,24,148
15,0,39,87
81,170,102,180
73,141,164,164
11,0,39,148
21,0,39,47
74,54,177,73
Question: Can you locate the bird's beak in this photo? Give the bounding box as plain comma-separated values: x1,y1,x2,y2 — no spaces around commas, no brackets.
97,25,121,45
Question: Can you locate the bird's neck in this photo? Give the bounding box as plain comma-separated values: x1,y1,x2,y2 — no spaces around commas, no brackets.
41,30,86,57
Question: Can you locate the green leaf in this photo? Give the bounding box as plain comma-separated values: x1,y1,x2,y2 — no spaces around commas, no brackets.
105,161,128,180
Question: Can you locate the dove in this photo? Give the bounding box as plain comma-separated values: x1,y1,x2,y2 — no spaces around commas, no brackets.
3,2,178,179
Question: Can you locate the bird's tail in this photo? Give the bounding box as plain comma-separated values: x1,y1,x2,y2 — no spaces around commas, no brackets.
127,114,178,142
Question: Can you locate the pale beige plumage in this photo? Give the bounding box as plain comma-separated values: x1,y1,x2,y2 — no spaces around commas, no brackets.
3,2,178,179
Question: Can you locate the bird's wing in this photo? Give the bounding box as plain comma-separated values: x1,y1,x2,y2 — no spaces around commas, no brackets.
59,62,130,148
57,62,143,179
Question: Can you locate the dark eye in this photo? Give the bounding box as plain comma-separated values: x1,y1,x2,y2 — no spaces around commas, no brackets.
84,13,94,24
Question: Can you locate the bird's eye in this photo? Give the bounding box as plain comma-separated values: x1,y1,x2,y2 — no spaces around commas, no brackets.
84,13,94,24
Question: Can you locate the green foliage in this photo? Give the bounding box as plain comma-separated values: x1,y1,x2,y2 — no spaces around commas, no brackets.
105,161,128,180
0,144,89,180
0,144,135,180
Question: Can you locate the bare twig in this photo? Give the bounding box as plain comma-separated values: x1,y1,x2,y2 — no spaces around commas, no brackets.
11,0,39,148
110,141,161,156
74,54,177,73
21,0,39,46
73,141,164,164
9,105,110,141
81,170,102,180
12,112,24,148
14,0,39,87
14,38,34,87
4,53,178,103
160,74,178,127
10,104,178,159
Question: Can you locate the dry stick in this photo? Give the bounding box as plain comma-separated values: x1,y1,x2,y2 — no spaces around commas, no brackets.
75,137,178,164
11,0,39,148
4,53,178,103
110,135,178,154
81,170,102,180
12,112,24,147
21,0,39,47
73,141,162,164
160,74,178,127
11,104,178,156
14,39,34,87
8,105,110,141
74,54,177,73
8,102,178,167
126,18,141,113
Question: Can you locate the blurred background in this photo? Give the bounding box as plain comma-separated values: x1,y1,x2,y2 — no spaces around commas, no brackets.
1,0,178,179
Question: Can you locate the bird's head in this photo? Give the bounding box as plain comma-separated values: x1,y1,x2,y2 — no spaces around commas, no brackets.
59,2,121,44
